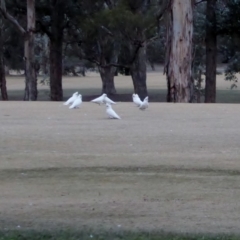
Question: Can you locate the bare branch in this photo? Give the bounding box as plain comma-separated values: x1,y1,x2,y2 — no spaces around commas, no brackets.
100,25,114,37
103,62,129,69
146,35,160,45
84,54,129,69
104,0,115,10
0,0,26,35
144,1,170,34
195,0,207,5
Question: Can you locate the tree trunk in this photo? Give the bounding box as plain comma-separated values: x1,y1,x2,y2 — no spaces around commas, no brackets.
49,0,64,101
0,19,8,100
24,0,37,101
99,66,117,95
98,41,118,95
50,39,63,100
165,0,194,102
205,0,217,103
4,66,10,75
130,43,148,100
0,59,7,100
41,35,49,75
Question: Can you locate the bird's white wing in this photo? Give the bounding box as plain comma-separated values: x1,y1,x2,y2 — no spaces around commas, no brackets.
107,108,121,119
64,95,76,105
69,97,82,109
91,95,104,104
139,101,149,110
104,96,116,104
133,96,142,107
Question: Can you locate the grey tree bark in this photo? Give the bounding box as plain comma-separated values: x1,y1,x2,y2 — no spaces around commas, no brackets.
165,0,194,102
205,0,217,103
0,0,37,100
24,0,37,101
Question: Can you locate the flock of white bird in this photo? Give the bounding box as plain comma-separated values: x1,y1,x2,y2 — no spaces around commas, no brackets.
63,92,149,120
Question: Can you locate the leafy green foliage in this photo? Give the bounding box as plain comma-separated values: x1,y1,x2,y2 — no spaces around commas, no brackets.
217,0,240,85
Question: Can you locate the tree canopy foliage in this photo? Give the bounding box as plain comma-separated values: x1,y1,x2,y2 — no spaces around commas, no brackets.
1,0,240,102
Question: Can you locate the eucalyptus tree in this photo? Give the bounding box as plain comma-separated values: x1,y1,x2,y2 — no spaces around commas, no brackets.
164,0,194,102
0,0,37,100
70,0,120,95
35,0,67,100
108,0,169,100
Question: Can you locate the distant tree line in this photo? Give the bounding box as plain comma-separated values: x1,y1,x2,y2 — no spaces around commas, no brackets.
0,0,239,103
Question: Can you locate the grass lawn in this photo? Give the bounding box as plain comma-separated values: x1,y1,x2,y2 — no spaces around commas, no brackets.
1,67,240,235
0,231,239,240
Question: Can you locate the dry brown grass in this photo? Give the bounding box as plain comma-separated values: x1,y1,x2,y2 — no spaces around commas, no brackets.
1,93,240,234
1,69,240,233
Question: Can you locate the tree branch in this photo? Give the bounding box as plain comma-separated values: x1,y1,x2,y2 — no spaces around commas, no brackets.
0,0,26,35
103,62,129,69
146,35,160,45
104,0,115,10
100,25,114,37
84,55,130,69
195,0,207,5
144,1,170,34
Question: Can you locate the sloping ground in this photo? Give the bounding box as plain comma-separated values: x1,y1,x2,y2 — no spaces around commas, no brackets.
0,102,240,233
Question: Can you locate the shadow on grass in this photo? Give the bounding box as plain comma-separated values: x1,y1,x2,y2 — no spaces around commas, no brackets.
5,88,240,103
6,89,168,102
0,230,239,240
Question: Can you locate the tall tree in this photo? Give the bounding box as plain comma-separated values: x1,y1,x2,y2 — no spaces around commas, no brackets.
0,16,8,100
110,0,168,100
73,3,119,95
48,0,64,101
24,0,37,100
165,0,194,102
205,0,217,103
36,0,80,101
0,0,37,100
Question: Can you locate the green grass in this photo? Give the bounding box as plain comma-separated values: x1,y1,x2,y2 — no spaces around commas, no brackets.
0,231,239,240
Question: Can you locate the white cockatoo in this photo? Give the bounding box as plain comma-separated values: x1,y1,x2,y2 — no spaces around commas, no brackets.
69,94,82,109
91,93,107,105
105,103,121,119
139,96,149,110
91,93,116,105
63,92,78,105
132,93,143,107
